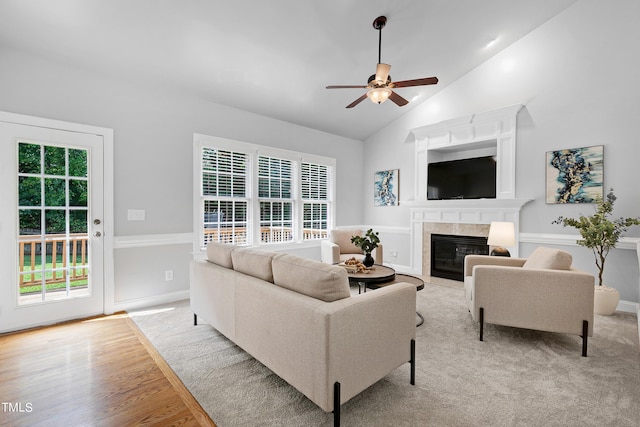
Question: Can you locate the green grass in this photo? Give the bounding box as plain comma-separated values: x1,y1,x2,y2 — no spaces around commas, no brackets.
20,280,88,295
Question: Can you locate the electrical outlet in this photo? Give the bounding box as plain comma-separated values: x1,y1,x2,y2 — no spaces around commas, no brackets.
390,251,398,258
165,270,174,281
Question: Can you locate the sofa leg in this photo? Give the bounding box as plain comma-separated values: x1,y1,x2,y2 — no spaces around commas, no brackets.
410,339,416,385
333,382,340,427
193,313,197,326
479,307,484,342
582,320,588,357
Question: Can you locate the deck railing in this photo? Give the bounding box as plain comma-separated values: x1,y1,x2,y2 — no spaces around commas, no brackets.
18,233,89,288
204,227,328,245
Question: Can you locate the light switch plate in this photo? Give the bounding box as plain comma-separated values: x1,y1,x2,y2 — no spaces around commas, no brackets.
127,209,146,221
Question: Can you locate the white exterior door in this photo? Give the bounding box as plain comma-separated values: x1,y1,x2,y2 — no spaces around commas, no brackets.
0,115,109,332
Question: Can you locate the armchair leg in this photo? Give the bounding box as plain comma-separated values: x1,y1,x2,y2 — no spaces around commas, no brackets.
193,313,197,326
333,382,341,427
582,320,588,357
410,339,416,385
479,307,484,341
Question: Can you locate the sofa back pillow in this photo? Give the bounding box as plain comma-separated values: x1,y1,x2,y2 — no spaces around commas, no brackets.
206,241,234,268
330,229,362,255
231,247,277,282
522,247,573,270
272,253,351,302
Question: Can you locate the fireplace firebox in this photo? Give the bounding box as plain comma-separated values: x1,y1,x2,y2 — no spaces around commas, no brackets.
431,234,489,281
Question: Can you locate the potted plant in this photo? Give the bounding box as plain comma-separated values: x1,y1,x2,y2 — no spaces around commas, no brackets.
351,228,380,267
553,189,640,315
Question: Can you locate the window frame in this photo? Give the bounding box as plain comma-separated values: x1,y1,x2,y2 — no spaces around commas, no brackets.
193,134,335,251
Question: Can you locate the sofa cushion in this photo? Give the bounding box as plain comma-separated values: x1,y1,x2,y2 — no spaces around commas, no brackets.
231,248,277,282
330,229,362,255
206,241,234,268
272,253,351,302
523,247,573,270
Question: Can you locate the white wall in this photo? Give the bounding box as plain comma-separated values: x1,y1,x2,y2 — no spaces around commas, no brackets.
0,47,363,309
363,0,640,303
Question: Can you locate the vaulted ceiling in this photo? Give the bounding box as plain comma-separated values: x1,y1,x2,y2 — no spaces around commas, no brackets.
0,0,578,140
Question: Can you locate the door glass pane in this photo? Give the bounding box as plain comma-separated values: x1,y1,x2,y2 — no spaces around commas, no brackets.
19,209,41,235
17,142,90,305
18,176,41,206
45,209,65,235
68,149,87,177
45,178,66,206
70,210,88,234
69,179,88,206
18,143,40,174
44,145,65,175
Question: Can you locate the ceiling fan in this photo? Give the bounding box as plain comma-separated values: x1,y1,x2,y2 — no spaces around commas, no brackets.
326,16,438,108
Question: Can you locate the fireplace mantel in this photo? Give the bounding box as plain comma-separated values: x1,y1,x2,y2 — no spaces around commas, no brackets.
406,198,532,222
408,198,532,275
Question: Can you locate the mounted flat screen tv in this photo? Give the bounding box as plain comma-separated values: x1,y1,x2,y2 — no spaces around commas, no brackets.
427,156,497,200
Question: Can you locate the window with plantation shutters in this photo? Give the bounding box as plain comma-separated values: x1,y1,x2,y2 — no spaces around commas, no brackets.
201,147,249,247
258,156,293,243
195,134,335,249
301,162,330,240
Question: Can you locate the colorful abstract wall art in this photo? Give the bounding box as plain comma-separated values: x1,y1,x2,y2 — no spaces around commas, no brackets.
374,169,398,206
545,145,604,204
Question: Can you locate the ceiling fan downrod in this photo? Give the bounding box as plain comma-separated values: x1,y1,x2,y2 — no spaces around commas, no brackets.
373,16,387,64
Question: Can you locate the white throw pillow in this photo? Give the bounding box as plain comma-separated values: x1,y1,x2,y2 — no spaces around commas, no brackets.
522,247,572,270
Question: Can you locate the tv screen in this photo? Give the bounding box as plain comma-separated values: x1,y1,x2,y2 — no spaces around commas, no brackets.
427,156,496,200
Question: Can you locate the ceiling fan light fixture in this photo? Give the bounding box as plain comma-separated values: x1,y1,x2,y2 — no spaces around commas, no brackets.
325,15,438,109
367,87,392,104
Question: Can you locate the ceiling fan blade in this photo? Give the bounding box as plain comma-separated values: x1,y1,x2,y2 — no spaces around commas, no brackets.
375,63,391,84
392,77,439,88
389,91,409,107
346,93,368,108
326,85,368,89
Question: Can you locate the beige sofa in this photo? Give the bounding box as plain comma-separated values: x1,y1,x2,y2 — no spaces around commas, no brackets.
190,243,416,425
463,247,595,356
320,228,383,265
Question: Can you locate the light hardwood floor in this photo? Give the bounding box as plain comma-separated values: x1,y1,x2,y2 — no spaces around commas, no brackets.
0,314,216,426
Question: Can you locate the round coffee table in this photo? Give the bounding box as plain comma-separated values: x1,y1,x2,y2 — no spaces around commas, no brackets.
346,266,425,327
346,264,396,294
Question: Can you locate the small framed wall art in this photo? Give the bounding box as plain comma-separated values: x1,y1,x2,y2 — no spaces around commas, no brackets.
545,145,604,204
374,169,399,206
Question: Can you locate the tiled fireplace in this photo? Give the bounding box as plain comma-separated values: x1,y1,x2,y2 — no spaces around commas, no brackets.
408,198,532,281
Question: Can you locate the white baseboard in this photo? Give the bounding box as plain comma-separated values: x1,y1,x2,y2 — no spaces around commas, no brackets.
112,290,190,313
617,299,639,314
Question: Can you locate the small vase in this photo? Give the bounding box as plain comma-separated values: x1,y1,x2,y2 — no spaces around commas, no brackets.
594,286,620,315
363,253,375,267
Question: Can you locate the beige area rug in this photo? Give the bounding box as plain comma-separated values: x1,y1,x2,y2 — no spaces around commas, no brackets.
129,283,640,426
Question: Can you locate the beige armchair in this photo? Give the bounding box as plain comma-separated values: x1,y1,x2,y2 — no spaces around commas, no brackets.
320,229,383,265
464,247,595,356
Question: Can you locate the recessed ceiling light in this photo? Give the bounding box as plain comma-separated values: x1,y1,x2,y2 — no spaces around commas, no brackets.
484,38,498,49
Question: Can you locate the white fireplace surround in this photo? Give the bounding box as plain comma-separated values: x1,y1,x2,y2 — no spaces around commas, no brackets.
409,198,532,276
405,104,532,276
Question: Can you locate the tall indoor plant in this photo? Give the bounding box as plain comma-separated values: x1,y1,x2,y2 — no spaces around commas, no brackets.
553,189,640,314
351,228,380,267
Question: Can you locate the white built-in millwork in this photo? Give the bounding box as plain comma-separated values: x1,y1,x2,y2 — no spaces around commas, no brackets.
409,104,523,201
406,104,531,275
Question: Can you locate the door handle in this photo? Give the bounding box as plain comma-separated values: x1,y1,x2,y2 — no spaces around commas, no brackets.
93,231,102,238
